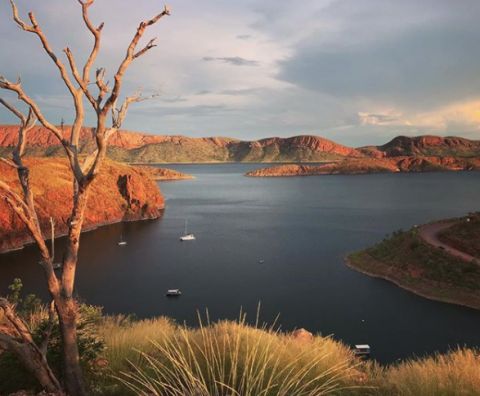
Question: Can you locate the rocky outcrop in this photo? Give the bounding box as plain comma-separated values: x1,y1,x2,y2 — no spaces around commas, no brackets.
359,135,480,158
0,158,165,253
133,166,194,181
246,156,480,177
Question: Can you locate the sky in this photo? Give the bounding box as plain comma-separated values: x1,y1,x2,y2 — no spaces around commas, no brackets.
1,0,480,146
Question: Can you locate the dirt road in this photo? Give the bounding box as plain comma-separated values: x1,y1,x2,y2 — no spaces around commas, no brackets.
419,221,477,263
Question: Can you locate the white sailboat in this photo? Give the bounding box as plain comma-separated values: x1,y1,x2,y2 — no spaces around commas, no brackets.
118,233,127,246
180,219,195,241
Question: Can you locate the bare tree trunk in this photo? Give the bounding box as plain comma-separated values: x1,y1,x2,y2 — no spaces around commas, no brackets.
57,299,85,396
0,299,62,394
58,185,90,396
0,2,171,394
4,339,61,393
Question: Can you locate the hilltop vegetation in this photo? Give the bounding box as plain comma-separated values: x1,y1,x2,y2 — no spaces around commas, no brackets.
347,219,480,310
439,213,480,258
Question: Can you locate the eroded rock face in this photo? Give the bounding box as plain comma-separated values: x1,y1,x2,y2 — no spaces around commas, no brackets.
0,158,165,253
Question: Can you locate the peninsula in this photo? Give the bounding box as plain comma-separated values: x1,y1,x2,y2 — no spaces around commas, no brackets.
347,214,480,310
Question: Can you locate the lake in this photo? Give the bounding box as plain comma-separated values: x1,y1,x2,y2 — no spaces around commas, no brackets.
1,164,480,363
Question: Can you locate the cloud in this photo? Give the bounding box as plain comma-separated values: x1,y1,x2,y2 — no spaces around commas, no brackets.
1,0,479,144
277,0,480,110
202,56,259,66
358,111,405,126
160,96,188,103
357,100,480,134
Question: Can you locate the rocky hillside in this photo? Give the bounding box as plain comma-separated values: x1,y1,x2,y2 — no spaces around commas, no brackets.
0,126,361,163
0,158,165,253
2,125,479,164
359,135,480,158
246,156,480,177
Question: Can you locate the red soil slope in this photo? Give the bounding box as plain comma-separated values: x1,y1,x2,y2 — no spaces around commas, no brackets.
0,158,164,252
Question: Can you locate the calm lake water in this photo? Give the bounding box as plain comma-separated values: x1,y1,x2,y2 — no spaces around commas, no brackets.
1,164,480,363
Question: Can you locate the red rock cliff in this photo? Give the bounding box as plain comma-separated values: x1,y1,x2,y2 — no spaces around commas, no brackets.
0,158,164,253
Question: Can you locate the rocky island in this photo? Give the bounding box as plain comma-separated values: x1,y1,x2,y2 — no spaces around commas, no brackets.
134,165,194,181
246,156,480,177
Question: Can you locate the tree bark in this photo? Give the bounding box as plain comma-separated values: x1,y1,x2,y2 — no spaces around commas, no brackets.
0,300,62,394
0,2,170,394
56,299,85,396
3,338,62,394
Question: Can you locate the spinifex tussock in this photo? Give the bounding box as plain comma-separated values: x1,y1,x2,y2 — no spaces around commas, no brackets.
114,310,364,396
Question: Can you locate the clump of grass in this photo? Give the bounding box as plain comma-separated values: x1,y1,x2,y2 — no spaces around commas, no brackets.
100,315,176,374
114,312,365,396
378,348,480,395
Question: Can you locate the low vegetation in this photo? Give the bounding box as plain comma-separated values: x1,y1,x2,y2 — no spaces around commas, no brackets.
376,349,480,395
2,284,480,395
347,227,480,310
439,213,480,258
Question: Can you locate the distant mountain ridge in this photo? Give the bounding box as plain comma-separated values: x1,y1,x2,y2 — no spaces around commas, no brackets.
0,125,479,163
359,135,480,158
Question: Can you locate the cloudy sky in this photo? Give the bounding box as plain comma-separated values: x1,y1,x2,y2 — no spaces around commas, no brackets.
1,0,480,145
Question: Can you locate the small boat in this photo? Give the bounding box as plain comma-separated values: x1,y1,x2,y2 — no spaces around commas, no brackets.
53,262,62,270
353,344,371,357
180,220,195,241
118,234,127,246
166,289,182,297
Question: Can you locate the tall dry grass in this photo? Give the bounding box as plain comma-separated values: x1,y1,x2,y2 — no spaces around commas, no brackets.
111,313,366,396
97,313,480,396
99,315,176,374
377,348,480,396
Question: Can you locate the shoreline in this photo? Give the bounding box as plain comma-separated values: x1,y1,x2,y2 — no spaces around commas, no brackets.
345,253,480,311
0,214,163,255
130,160,335,166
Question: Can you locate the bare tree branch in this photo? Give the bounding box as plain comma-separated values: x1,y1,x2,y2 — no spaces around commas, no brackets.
101,6,170,117
0,299,62,392
133,37,158,59
79,0,104,83
0,75,84,181
9,1,77,98
39,300,56,356
64,47,98,110
0,157,19,168
0,97,25,122
95,68,109,106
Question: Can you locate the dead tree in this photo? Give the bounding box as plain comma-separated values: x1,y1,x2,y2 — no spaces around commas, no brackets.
0,1,170,395
0,297,60,393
